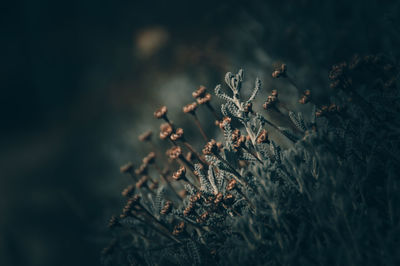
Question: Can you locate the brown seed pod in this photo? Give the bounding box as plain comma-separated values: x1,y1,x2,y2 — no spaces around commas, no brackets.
299,90,311,104
166,146,182,160
196,93,212,105
138,130,153,142
256,129,268,144
143,152,156,165
160,201,173,215
192,85,207,99
183,102,198,114
172,166,186,181
136,176,149,189
183,202,195,216
202,139,219,155
214,192,223,205
160,123,173,140
172,221,186,236
196,211,210,224
244,102,253,113
223,194,235,205
170,128,184,141
121,184,135,197
227,179,237,191
154,106,168,119
135,163,148,176
190,191,202,203
122,195,141,217
272,64,287,78
120,162,134,174
263,91,278,110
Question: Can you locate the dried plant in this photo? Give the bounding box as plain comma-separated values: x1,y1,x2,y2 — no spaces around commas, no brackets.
102,55,400,266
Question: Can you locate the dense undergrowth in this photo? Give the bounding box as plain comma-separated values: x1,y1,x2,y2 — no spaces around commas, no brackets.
103,54,400,265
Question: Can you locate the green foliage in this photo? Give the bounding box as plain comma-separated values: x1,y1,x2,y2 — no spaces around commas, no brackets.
103,55,400,265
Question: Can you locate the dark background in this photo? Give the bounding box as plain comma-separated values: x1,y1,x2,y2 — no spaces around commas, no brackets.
1,1,399,265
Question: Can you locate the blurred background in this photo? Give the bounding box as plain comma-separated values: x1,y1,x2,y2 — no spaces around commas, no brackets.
1,0,399,265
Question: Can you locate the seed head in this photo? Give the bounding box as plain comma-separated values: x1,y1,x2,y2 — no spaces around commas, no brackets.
142,152,156,165
202,139,219,155
120,162,134,174
108,215,120,229
138,130,153,142
172,166,186,181
135,163,148,176
170,128,184,141
272,64,287,78
172,221,186,236
166,146,182,160
136,176,149,189
121,184,135,197
160,123,173,140
196,93,212,105
223,194,235,205
154,106,168,119
214,192,223,205
192,85,207,99
190,191,202,203
160,201,173,215
196,211,210,224
227,179,237,191
256,129,268,144
183,202,195,216
183,102,198,114
244,102,253,113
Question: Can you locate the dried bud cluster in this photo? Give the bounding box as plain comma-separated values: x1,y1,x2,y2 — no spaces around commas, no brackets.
138,130,152,142
172,166,186,181
121,195,141,218
120,162,133,174
172,221,185,236
136,176,148,189
197,93,212,105
166,146,182,160
227,179,237,191
142,152,156,165
216,116,231,129
256,129,269,144
244,102,253,114
192,85,207,99
196,211,210,224
272,63,287,78
160,201,173,215
154,106,168,119
190,192,202,203
202,139,219,155
170,128,184,141
183,202,195,216
299,90,311,104
263,90,278,110
183,102,198,114
160,123,173,139
108,216,120,229
135,164,148,176
121,184,135,197
316,104,343,117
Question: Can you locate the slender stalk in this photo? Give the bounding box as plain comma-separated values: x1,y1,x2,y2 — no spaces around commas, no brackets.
191,113,209,142
205,102,221,120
